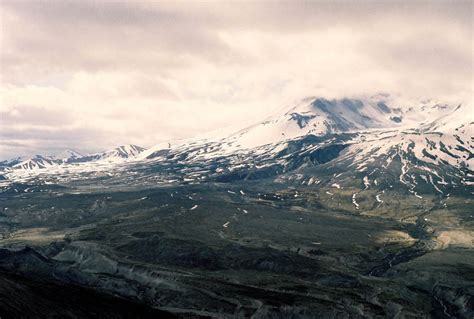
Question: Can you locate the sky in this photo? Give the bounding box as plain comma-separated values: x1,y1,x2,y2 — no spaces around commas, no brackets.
0,1,472,159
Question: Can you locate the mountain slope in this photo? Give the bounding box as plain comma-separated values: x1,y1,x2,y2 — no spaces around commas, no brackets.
3,96,472,200
78,145,147,163
12,155,61,170
0,157,24,168
140,96,460,160
9,145,147,171
139,97,473,198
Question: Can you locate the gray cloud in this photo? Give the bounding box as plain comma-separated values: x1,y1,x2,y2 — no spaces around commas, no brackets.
0,105,75,126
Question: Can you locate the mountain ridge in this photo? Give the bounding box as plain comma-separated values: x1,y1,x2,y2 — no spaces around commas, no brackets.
3,95,472,200
7,144,146,171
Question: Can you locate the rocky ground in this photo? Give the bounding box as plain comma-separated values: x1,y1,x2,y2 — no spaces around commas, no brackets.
0,171,472,318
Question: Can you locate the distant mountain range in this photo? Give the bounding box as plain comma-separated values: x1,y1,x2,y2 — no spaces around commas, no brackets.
1,145,146,170
2,95,473,197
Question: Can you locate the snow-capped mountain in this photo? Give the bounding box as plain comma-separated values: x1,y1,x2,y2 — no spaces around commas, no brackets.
221,97,402,150
142,96,466,160
11,149,86,171
344,104,473,171
135,96,472,198
12,155,61,170
2,95,472,199
9,145,147,171
78,145,147,163
222,96,466,150
0,157,24,168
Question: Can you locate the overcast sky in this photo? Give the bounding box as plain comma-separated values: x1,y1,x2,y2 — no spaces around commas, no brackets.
0,1,472,159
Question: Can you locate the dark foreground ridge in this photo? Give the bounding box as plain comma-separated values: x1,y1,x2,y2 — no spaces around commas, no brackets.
0,270,177,319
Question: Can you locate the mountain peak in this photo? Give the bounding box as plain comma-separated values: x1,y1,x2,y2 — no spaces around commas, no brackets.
54,149,84,161
83,144,147,162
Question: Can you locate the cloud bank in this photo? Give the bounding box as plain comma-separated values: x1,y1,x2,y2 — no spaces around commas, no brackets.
0,1,472,158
